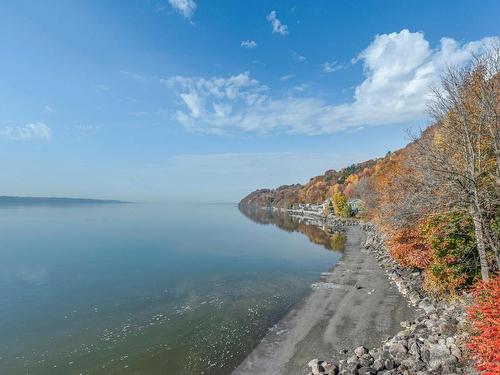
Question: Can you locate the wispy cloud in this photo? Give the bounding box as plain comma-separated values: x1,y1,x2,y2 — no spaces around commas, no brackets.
266,11,288,35
129,111,151,117
168,0,196,20
76,124,100,136
292,51,306,62
118,70,152,83
0,123,52,140
321,61,343,73
293,83,313,92
43,105,54,114
165,30,498,135
280,74,296,81
123,96,138,103
91,83,110,92
241,40,258,49
154,4,168,12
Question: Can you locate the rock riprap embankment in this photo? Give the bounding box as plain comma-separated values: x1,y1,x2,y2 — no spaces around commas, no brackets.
306,223,475,375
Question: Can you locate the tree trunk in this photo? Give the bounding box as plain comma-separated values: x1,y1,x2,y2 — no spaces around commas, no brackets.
470,204,490,280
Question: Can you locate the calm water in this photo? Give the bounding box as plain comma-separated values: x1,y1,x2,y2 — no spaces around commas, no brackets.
0,203,343,374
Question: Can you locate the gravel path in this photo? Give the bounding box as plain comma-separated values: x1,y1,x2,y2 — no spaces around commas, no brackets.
232,225,416,375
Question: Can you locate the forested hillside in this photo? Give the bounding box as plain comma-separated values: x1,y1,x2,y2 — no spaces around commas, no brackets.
240,46,500,373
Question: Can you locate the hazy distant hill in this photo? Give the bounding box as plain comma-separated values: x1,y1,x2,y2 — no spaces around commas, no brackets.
0,196,129,206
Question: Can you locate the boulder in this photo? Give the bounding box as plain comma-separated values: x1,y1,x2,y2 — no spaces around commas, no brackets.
373,359,385,371
347,355,359,364
388,342,407,360
418,298,436,314
358,367,377,375
408,341,420,357
439,355,458,373
354,346,369,357
384,359,395,370
308,358,322,374
359,354,374,367
427,342,450,371
346,361,359,374
449,343,461,358
322,361,339,375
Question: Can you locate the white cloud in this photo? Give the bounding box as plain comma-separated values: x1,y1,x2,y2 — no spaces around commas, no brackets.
266,11,288,35
43,105,54,114
164,72,268,132
280,74,296,81
292,51,306,62
0,123,52,140
241,40,258,49
166,30,498,135
322,61,343,73
168,0,196,19
293,83,313,92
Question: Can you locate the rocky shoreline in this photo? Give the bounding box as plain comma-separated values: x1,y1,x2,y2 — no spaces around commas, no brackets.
233,211,415,375
306,221,476,375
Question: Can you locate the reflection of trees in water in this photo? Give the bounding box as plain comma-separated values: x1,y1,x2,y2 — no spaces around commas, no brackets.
239,205,346,252
330,232,347,252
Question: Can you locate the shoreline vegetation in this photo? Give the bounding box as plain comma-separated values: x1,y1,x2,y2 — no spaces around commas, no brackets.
238,47,499,374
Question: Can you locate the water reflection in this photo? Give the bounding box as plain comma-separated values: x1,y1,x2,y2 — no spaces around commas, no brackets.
239,206,346,252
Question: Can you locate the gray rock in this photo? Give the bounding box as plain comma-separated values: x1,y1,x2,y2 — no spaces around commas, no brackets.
379,350,391,361
358,367,377,375
409,292,421,305
427,342,450,371
445,337,456,347
359,354,373,367
420,347,430,363
408,341,420,357
373,359,385,371
439,321,453,335
449,343,461,358
354,346,369,357
384,359,395,370
442,355,458,373
401,358,425,372
388,342,407,360
308,358,322,374
323,361,339,375
347,355,359,364
346,361,359,374
418,298,436,314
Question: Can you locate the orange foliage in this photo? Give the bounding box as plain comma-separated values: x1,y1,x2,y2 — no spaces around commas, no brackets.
467,276,500,374
386,224,432,269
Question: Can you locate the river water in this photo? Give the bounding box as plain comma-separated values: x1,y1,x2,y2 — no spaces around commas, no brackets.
0,203,344,374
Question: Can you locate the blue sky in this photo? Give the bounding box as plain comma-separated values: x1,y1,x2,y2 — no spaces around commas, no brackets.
1,1,499,202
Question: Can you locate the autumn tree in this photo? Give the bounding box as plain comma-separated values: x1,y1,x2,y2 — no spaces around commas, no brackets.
332,191,352,218
414,44,500,280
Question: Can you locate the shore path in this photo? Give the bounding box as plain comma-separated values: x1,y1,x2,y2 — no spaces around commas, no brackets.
233,225,415,375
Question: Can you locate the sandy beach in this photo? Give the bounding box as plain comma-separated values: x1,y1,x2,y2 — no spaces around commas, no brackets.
233,224,416,375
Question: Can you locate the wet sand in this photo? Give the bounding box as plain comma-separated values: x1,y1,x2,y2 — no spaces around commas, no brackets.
233,225,415,375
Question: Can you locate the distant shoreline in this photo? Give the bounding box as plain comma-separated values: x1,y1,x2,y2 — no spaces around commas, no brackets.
0,196,130,206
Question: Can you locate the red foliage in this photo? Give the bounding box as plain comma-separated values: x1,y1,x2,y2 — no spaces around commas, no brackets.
467,276,500,374
387,225,432,269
